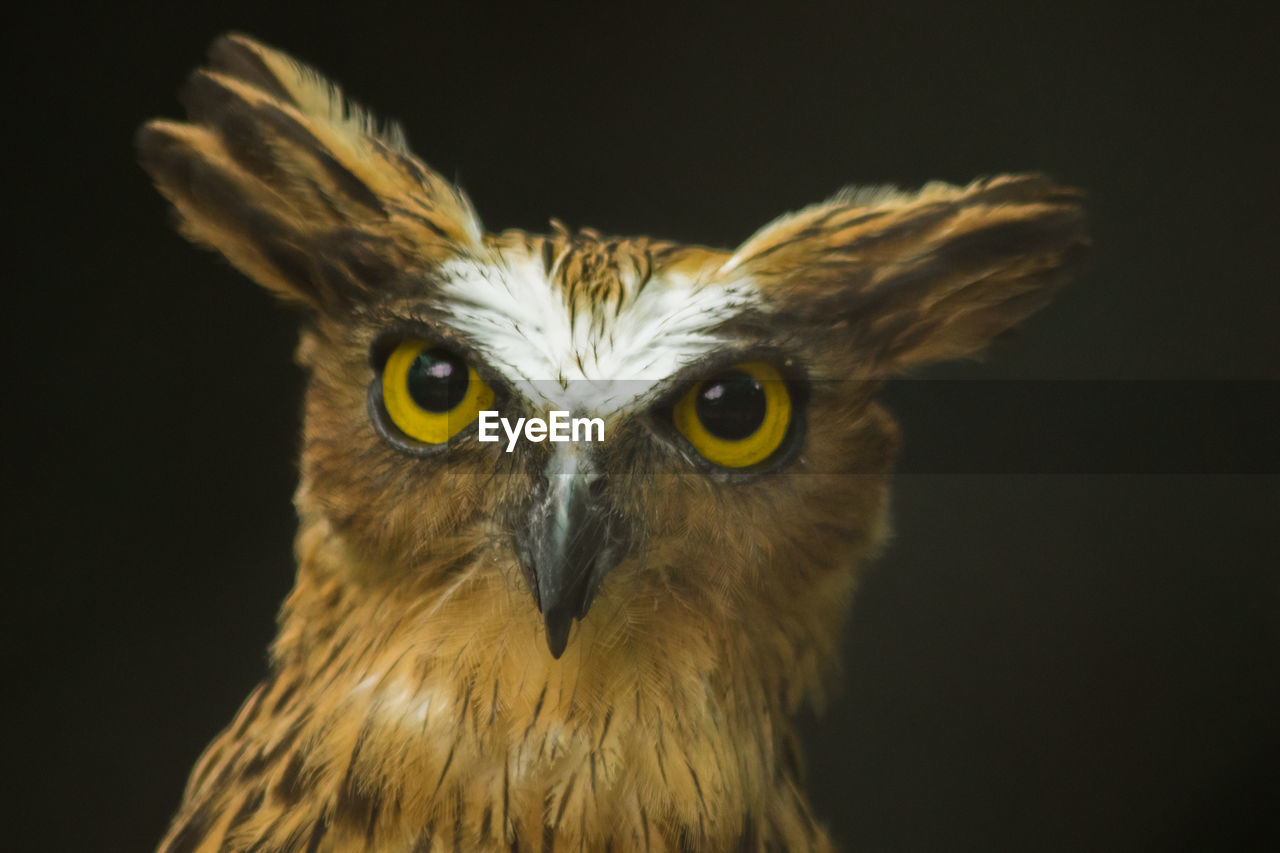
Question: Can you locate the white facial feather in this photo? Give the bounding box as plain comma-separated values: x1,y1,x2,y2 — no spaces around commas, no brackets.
436,254,756,417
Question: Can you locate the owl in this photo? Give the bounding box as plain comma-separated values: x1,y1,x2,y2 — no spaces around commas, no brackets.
138,34,1088,853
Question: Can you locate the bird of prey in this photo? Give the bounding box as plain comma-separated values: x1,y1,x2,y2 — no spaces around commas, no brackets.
138,34,1088,852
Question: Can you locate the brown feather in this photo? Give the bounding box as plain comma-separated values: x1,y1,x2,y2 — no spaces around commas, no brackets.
142,34,1088,853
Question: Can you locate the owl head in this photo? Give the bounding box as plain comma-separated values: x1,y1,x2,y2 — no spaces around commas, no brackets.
138,35,1087,685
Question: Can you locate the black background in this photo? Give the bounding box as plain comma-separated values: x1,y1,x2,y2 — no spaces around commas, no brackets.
6,2,1278,850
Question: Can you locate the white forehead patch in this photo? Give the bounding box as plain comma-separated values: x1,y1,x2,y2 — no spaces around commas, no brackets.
435,254,756,416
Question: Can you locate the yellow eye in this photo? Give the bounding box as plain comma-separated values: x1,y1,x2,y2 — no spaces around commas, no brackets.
672,361,792,469
380,340,494,445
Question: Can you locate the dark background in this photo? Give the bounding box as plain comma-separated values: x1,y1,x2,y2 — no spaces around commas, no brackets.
5,2,1277,850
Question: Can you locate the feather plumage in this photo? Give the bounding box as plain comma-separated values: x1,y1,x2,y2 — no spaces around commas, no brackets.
140,35,1088,852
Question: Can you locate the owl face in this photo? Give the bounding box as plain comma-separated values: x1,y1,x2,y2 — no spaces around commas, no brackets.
290,227,899,658
139,34,1087,663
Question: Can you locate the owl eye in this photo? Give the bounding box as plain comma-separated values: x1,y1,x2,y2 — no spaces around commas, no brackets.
378,340,494,445
672,361,793,469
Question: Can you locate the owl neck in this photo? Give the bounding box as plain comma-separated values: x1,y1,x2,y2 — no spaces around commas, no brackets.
227,515,844,850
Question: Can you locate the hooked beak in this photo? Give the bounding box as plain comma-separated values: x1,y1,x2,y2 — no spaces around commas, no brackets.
516,445,624,658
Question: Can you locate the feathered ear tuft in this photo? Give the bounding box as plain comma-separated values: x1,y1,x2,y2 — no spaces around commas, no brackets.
137,33,482,314
723,174,1089,372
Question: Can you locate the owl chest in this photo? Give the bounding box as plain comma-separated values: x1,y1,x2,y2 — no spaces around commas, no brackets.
275,668,785,851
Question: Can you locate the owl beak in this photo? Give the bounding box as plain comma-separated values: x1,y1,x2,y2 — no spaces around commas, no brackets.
518,445,623,658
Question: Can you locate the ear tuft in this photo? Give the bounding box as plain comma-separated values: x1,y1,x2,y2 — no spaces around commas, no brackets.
138,34,483,314
205,33,411,154
725,174,1089,372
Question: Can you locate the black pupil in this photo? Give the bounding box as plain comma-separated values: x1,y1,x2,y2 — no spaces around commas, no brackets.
695,370,767,440
406,348,470,413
